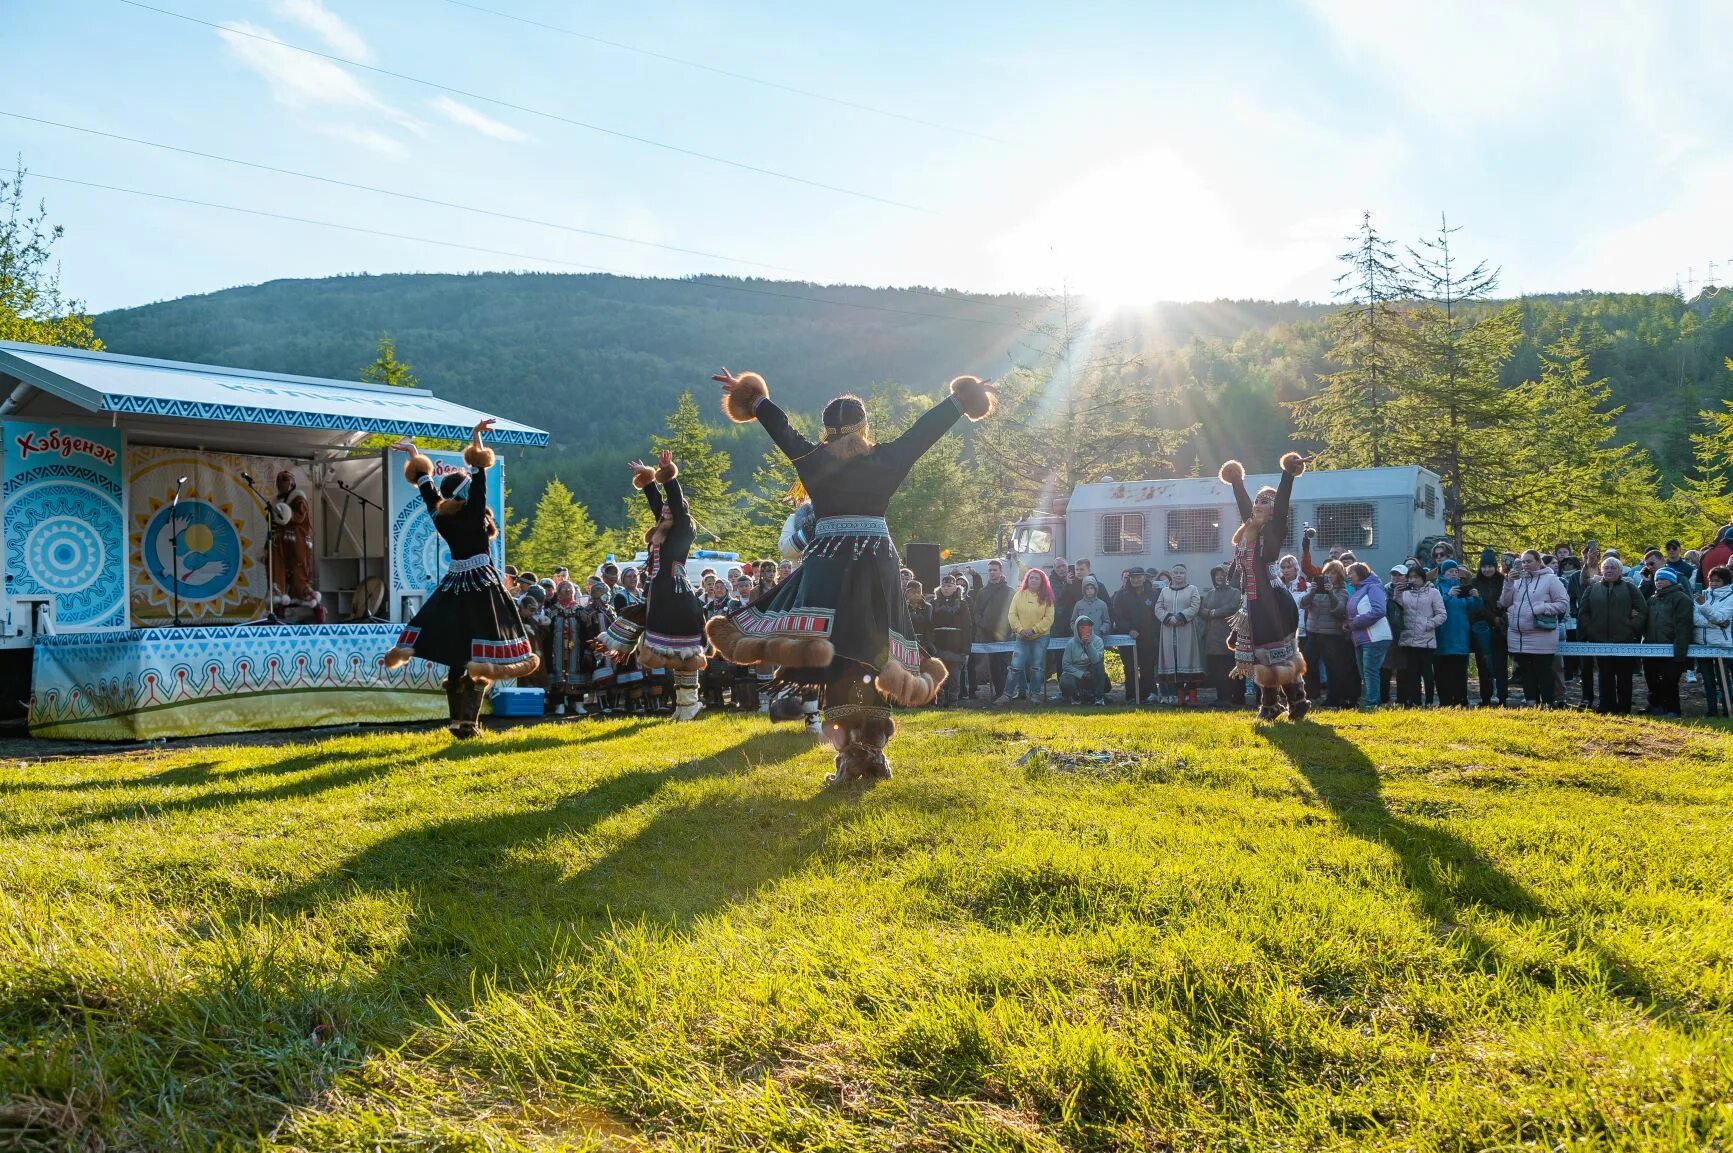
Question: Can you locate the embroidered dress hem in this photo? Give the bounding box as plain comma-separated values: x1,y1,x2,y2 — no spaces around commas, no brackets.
395,553,533,673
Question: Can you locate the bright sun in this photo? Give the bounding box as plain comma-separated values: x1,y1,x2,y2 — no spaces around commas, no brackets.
993,147,1251,310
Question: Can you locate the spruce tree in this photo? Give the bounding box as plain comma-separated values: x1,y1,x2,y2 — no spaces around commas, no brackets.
516,477,603,576
360,334,417,387
623,392,732,545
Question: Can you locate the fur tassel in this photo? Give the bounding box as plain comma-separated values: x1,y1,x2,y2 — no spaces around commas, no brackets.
630,464,657,490
655,459,679,484
706,615,836,668
468,654,539,683
436,498,466,518
1218,459,1245,485
382,645,415,669
949,374,997,421
403,453,435,486
1247,653,1306,688
723,372,768,423
1280,451,1306,477
875,657,948,708
636,643,708,673
464,443,496,469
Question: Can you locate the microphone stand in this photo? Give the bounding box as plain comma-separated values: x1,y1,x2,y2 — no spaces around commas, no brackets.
337,479,386,622
169,476,187,627
240,472,286,626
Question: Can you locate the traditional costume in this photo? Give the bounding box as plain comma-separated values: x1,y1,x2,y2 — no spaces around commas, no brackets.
601,457,708,720
270,470,318,608
707,371,995,782
385,435,538,736
1220,453,1310,721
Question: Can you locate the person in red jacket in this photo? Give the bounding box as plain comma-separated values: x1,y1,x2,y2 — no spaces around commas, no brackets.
1698,526,1733,589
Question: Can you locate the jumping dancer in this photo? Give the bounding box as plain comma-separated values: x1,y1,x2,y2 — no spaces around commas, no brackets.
385,420,539,737
1220,452,1311,721
707,368,995,783
598,449,708,720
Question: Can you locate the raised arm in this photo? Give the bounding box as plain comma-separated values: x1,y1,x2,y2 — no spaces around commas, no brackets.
1219,460,1254,521
1273,452,1304,540
876,376,996,483
657,449,686,522
460,420,495,527
716,369,814,463
629,459,663,521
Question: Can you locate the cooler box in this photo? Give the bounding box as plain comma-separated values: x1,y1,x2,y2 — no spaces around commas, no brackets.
489,687,545,717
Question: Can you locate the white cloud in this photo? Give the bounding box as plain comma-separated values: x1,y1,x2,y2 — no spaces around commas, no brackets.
428,96,531,143
274,0,373,63
219,20,424,134
316,122,410,160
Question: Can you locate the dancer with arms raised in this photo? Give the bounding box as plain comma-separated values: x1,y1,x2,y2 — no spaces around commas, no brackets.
708,368,995,783
1219,452,1312,721
385,420,539,737
599,448,708,720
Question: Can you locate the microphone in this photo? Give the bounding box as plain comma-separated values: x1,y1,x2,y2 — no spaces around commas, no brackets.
171,475,188,507
241,471,255,486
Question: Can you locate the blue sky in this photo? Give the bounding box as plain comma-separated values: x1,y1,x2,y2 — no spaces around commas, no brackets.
6,0,1729,311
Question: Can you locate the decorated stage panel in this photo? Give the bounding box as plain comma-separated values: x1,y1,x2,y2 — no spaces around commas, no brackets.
3,420,127,628
29,624,445,740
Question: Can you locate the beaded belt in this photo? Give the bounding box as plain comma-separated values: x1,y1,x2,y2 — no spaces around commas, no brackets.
449,554,493,573
814,515,889,538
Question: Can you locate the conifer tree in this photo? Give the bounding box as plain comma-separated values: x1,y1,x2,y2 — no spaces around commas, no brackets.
623,392,732,544
1395,216,1524,547
360,334,417,387
516,477,602,576
1294,211,1414,467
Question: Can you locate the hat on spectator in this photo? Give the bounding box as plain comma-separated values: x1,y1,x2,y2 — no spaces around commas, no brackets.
1389,564,1406,576
1478,548,1498,569
1438,559,1459,573
1127,565,1146,575
1654,568,1680,585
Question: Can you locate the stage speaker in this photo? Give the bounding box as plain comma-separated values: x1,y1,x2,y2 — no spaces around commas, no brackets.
905,542,941,593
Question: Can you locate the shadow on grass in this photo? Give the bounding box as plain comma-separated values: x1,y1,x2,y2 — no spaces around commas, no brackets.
1261,719,1673,1018
2,722,862,1146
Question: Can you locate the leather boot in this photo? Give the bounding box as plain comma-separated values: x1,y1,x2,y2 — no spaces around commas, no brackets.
1284,680,1310,722
445,673,465,734
452,675,486,739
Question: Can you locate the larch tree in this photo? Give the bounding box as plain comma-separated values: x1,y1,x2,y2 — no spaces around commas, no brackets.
1295,211,1414,468
1395,216,1525,548
0,164,100,349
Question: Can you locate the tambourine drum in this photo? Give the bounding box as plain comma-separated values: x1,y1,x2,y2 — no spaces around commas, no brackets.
271,500,294,526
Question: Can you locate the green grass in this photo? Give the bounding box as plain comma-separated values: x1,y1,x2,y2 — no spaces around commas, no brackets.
2,709,1731,1151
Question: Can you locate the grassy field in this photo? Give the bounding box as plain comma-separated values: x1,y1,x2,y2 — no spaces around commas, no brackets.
1,709,1730,1152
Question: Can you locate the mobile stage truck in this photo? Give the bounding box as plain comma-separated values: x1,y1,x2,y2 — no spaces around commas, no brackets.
0,340,547,740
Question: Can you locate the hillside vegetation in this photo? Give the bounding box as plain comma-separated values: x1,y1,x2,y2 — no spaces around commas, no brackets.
93,275,1733,529
1,710,1730,1150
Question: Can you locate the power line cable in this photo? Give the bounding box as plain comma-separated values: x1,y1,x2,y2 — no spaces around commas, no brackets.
28,171,1019,329
433,0,1008,145
110,0,933,213
5,109,1026,315
0,110,794,273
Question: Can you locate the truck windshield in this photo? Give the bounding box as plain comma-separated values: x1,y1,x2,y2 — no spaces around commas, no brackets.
1015,525,1053,554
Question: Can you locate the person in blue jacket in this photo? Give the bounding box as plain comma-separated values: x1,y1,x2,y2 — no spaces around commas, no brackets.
1433,559,1481,707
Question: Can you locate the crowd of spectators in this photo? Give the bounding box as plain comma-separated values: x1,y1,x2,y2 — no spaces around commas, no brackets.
494,522,1733,721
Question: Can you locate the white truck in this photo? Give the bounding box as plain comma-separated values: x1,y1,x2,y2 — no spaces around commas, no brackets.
946,465,1449,589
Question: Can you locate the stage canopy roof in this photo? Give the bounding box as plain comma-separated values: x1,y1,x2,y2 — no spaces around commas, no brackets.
0,341,549,452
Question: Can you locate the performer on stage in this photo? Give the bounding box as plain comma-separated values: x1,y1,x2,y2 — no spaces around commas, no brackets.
271,468,318,608
1220,452,1311,721
598,449,708,721
384,420,538,737
707,368,995,783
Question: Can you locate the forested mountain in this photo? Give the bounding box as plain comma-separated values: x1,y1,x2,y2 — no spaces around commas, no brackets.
94,273,1733,529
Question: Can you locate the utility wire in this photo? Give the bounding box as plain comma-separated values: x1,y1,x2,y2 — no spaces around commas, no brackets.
29,172,1019,329
0,110,793,273
110,0,933,213
6,109,1025,315
433,0,1008,145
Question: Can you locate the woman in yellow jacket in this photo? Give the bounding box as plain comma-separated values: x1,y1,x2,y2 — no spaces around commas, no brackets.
997,568,1056,704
